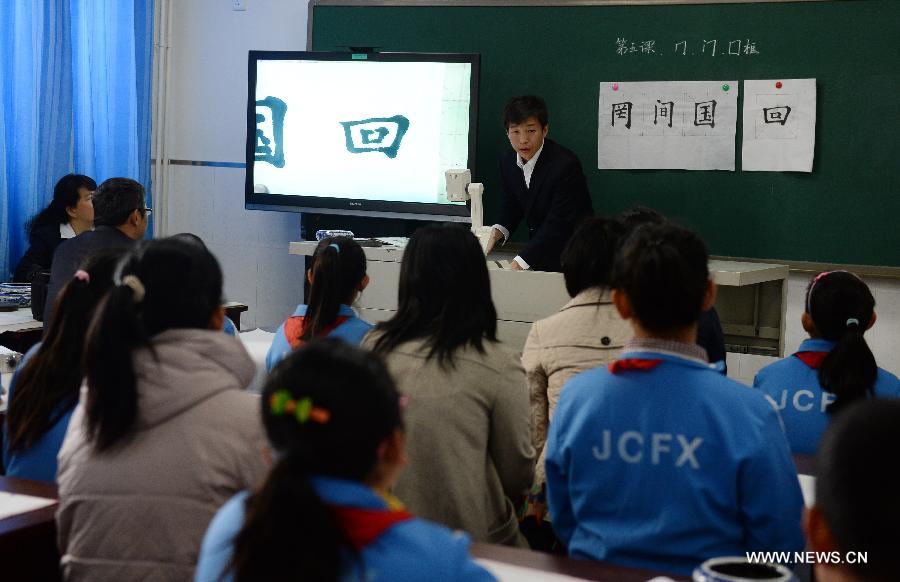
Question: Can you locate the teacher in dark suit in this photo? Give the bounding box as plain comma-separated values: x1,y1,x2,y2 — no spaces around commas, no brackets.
486,96,593,272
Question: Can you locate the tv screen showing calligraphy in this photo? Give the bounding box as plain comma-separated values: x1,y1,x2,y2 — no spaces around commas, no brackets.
246,51,479,220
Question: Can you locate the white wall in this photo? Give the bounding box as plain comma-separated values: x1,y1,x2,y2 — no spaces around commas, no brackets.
161,0,310,330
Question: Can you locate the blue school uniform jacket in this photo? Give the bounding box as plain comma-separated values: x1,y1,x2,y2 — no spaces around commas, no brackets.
753,338,900,454
195,476,495,582
545,350,805,576
2,344,76,482
266,304,373,371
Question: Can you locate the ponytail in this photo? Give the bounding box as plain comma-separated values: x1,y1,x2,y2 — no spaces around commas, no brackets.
820,321,878,414
7,252,119,451
83,282,149,451
303,238,366,341
230,339,402,581
230,450,344,582
805,271,878,415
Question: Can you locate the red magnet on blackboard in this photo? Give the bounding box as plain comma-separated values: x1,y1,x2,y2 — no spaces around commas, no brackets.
776,81,783,89
612,83,619,91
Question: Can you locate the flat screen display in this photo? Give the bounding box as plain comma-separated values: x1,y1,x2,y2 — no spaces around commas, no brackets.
246,51,479,219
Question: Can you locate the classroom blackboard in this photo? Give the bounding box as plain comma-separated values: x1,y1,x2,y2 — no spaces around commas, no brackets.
309,0,900,267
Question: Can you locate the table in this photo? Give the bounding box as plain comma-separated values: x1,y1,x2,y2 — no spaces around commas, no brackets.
0,476,61,581
472,542,688,580
0,477,689,582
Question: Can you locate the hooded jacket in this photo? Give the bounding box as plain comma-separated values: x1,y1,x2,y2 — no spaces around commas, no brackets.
56,328,269,582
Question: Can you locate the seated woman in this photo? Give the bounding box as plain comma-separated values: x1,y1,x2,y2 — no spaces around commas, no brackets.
364,224,533,547
13,174,96,282
267,237,371,371
196,339,494,582
521,217,630,524
56,237,269,582
3,249,123,481
754,270,900,454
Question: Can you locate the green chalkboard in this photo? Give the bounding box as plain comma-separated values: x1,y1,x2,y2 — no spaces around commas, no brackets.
310,0,900,267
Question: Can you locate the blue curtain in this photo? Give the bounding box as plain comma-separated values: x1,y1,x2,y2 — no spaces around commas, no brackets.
0,0,153,280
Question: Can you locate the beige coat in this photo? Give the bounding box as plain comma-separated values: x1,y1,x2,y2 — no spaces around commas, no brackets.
362,333,534,547
521,288,631,487
56,329,268,582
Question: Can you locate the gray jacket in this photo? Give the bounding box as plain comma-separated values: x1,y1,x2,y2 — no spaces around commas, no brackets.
521,287,631,488
56,328,268,582
362,333,534,547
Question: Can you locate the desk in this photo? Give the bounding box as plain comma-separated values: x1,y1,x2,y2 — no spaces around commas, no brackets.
0,476,61,581
472,542,688,581
0,308,43,355
0,303,251,356
289,241,789,355
1,475,683,582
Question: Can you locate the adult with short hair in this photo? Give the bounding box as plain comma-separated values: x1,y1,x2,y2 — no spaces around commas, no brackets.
486,95,593,272
43,177,149,326
806,399,900,582
13,174,96,282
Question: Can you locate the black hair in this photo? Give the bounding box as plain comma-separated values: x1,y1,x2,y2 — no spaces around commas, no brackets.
82,236,223,451
91,177,146,227
6,249,124,452
28,174,97,234
561,217,624,297
303,237,367,341
503,95,549,129
371,224,497,367
616,205,666,235
816,399,900,581
613,222,709,334
805,271,878,414
230,339,402,582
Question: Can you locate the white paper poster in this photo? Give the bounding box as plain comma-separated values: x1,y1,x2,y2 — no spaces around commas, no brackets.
598,81,739,171
741,78,816,172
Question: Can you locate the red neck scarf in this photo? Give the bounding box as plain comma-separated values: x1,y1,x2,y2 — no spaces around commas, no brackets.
284,315,350,349
329,505,414,551
794,351,829,369
608,358,663,374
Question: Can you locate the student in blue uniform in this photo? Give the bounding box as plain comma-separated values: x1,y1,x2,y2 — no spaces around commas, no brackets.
753,270,900,454
806,399,900,582
545,222,804,576
266,237,372,370
3,249,123,481
196,339,494,582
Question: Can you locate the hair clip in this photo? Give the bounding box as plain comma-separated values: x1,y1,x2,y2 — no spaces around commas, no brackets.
120,274,146,303
270,389,331,424
73,269,91,284
329,243,340,253
846,318,860,328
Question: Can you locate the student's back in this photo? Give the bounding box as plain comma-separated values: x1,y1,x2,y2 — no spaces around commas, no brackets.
3,250,123,482
754,271,900,454
365,224,533,547
196,340,493,582
266,237,371,370
545,223,804,575
56,238,267,582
